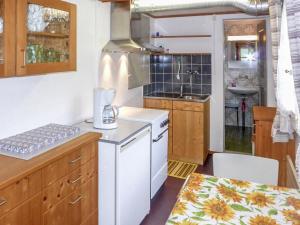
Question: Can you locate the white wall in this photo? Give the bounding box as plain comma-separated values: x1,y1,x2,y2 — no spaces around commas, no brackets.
152,14,275,152
0,0,110,139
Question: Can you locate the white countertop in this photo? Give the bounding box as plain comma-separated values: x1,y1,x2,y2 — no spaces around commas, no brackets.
119,106,169,124
75,119,150,145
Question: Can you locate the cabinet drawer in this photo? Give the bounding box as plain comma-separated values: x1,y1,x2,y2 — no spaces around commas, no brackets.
42,142,97,187
0,193,42,225
0,170,41,217
42,158,96,213
173,101,204,112
144,99,172,110
43,175,97,225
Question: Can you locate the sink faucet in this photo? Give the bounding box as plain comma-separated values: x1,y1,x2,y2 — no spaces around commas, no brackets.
180,84,183,97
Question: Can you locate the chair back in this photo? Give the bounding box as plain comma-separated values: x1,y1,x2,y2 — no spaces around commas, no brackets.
213,153,279,185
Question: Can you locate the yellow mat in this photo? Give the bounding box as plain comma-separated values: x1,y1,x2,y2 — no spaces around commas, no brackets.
168,160,198,179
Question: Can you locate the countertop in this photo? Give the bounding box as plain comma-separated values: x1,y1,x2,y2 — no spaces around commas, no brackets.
144,92,210,103
75,119,151,145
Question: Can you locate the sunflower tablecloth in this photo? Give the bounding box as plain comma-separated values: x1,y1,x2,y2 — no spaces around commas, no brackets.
166,173,300,225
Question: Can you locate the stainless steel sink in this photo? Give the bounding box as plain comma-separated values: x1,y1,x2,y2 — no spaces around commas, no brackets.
178,95,209,101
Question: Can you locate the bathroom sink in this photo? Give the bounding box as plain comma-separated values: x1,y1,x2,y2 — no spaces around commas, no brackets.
227,86,259,95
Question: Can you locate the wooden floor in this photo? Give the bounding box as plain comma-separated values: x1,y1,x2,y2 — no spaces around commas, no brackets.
141,155,214,225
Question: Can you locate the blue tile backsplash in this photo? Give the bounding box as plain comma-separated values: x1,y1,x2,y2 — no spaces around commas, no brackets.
144,54,212,96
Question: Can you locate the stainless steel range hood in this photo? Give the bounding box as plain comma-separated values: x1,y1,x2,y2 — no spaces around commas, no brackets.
102,2,161,53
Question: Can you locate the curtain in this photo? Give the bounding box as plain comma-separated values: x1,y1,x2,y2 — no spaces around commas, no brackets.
286,0,300,181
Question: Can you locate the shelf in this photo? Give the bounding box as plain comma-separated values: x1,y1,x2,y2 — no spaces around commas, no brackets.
151,35,211,39
27,32,69,38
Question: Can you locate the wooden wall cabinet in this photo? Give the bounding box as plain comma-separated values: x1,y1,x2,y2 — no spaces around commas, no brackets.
0,0,77,78
144,98,210,165
0,133,100,225
253,106,296,186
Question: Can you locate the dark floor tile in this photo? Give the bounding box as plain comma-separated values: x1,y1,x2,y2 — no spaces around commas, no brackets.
225,125,252,153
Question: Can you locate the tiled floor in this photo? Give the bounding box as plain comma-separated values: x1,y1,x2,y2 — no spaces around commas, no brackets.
225,125,252,154
141,155,213,225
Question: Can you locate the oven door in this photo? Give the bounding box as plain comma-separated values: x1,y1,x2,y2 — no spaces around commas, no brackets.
151,129,168,198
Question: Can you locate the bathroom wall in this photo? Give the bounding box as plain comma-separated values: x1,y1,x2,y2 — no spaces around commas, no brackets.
144,54,212,96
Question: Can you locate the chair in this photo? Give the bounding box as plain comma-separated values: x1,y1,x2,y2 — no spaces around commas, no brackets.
213,153,279,185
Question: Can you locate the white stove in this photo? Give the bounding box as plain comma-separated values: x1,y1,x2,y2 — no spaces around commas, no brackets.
119,106,169,198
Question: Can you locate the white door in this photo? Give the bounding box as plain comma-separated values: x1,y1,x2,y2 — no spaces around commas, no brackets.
118,128,151,225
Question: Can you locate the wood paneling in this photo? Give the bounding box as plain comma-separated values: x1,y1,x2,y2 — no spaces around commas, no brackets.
0,170,41,217
0,193,42,225
0,133,100,225
253,106,296,186
173,101,204,112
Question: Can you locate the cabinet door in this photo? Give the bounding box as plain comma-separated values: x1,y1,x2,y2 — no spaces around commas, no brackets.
173,110,205,164
16,0,76,76
0,193,42,225
0,0,16,77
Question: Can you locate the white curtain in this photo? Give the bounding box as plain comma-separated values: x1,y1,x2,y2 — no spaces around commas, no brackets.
272,2,300,144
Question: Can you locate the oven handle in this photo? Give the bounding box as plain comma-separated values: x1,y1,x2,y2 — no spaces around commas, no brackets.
153,129,168,143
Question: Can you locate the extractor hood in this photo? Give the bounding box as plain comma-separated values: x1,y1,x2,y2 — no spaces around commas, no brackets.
102,2,162,54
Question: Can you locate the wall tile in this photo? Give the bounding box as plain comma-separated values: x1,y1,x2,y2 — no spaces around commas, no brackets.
144,53,212,95
202,54,211,64
163,64,173,74
182,55,192,64
202,75,212,84
156,74,164,83
202,65,211,75
192,55,202,64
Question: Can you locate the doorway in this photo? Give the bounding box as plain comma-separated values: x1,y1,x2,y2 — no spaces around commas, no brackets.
223,19,267,154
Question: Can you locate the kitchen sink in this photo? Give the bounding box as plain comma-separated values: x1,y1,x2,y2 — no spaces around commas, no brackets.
177,94,210,101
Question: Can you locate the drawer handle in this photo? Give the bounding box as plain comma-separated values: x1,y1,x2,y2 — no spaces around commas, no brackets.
69,156,81,164
0,198,7,207
70,176,81,184
69,195,83,205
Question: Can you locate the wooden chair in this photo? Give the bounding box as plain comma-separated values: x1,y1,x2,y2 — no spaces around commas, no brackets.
286,155,300,189
213,153,279,185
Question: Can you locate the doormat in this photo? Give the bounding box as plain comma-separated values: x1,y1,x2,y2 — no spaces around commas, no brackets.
168,160,198,179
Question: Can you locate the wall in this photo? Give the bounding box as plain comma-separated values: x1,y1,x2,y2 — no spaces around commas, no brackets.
0,0,110,139
152,14,275,152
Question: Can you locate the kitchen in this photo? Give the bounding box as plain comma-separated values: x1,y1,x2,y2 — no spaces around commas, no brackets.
0,0,299,225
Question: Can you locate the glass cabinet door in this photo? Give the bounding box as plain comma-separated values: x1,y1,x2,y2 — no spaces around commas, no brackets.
16,0,76,76
0,0,16,77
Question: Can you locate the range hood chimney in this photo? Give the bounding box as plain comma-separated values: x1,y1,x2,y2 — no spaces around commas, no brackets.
103,2,154,53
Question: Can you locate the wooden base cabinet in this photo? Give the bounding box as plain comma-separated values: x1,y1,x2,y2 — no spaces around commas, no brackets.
253,107,295,186
0,133,100,225
144,98,210,165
